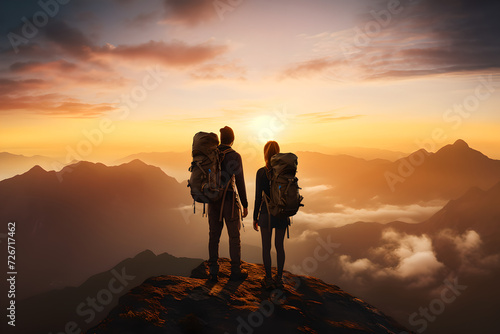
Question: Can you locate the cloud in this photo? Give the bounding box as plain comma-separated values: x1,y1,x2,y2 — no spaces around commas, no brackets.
97,40,228,67
10,60,78,73
435,229,500,275
301,184,333,195
280,57,341,79
40,21,228,68
340,230,445,288
284,0,500,80
190,61,247,80
1,43,53,58
296,202,443,228
379,230,445,285
0,20,228,117
339,257,375,277
296,111,363,123
337,227,500,291
0,93,117,117
7,59,128,98
162,0,217,26
45,20,95,59
0,78,48,95
0,60,127,118
291,229,320,243
126,11,162,28
0,78,117,117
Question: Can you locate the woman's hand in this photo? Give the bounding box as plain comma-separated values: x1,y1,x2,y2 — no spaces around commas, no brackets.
253,220,259,231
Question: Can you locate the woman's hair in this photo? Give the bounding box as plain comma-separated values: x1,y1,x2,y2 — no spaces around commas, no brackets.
264,141,280,169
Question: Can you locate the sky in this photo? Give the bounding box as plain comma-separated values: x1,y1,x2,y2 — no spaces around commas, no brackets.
1,0,499,161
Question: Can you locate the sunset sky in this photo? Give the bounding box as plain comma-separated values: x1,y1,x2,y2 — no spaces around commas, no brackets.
1,0,499,161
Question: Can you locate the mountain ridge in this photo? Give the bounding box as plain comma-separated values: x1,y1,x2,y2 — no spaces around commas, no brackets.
301,139,500,207
16,249,204,334
0,158,198,299
87,258,413,334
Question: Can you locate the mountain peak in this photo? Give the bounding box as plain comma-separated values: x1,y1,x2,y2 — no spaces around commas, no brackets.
134,249,156,259
88,259,410,334
27,165,46,174
452,139,469,149
124,159,149,167
57,161,106,176
435,139,484,158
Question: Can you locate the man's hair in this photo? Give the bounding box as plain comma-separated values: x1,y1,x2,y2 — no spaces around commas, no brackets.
264,141,280,169
220,126,234,145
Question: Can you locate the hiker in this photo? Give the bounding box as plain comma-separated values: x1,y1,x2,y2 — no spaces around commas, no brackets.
253,141,290,289
207,126,249,281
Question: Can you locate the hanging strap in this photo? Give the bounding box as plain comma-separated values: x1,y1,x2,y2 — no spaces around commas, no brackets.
219,180,231,222
261,190,271,230
234,190,241,231
231,191,235,219
256,192,265,231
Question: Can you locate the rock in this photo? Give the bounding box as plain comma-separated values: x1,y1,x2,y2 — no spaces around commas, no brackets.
87,259,412,334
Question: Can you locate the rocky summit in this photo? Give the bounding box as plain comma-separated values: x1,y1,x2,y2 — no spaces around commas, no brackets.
87,259,411,334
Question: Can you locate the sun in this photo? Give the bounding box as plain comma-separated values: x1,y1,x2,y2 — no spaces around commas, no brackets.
249,115,276,139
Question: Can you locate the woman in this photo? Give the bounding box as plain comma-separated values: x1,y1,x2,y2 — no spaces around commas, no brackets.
253,141,289,289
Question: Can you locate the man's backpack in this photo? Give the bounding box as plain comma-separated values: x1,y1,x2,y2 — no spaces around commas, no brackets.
265,153,304,218
188,132,223,205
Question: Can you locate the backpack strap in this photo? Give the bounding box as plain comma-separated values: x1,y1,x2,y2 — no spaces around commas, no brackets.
231,190,235,219
219,147,234,162
256,194,264,221
265,166,272,183
218,179,232,222
257,167,273,229
261,190,271,229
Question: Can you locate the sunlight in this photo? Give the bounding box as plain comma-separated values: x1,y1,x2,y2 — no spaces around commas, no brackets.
248,115,278,142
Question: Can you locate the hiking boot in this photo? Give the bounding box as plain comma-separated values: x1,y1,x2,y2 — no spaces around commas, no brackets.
229,269,248,281
273,275,284,289
208,265,219,282
261,276,274,289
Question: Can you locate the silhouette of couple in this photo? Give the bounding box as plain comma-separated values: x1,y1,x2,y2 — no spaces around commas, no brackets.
208,126,288,288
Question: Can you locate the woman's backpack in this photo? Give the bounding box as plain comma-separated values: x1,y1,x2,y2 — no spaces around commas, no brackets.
266,153,304,217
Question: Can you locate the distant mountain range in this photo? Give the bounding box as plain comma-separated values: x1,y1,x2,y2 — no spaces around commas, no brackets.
277,142,408,160
0,159,202,299
115,151,191,182
421,180,500,240
114,139,500,213
1,140,499,299
1,139,499,334
290,179,500,267
298,139,500,209
0,158,265,301
113,145,408,183
0,152,62,181
287,179,500,334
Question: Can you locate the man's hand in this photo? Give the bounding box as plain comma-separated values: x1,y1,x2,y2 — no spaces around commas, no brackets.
242,207,248,218
253,220,259,232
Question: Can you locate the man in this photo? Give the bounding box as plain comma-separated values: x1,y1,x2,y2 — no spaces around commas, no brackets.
208,126,249,281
